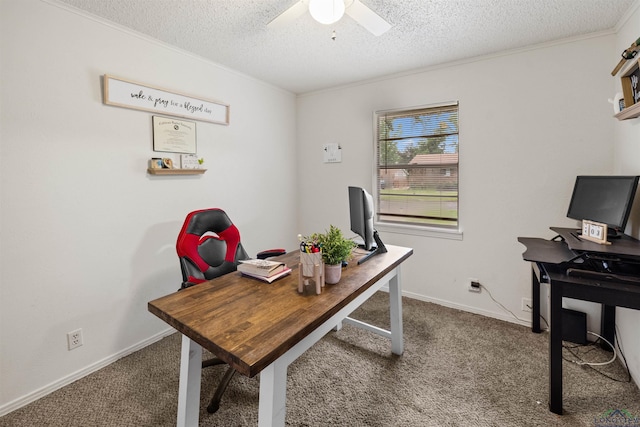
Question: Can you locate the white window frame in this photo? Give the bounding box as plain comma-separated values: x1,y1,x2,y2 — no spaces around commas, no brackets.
373,101,462,240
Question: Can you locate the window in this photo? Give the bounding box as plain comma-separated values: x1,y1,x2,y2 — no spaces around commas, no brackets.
375,102,459,229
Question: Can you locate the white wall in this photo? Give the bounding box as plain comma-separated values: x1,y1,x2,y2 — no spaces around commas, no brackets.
0,0,298,413
613,1,640,386
296,36,615,329
2,0,637,416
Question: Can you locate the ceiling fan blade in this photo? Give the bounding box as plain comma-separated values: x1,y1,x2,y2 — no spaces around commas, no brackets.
267,0,309,29
345,0,391,36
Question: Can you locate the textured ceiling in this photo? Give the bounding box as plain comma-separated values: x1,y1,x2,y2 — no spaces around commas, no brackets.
56,0,635,94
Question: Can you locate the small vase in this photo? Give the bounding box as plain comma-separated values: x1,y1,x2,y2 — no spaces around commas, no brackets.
324,264,342,284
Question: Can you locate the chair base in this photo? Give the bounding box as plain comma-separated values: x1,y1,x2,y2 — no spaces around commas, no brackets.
203,357,237,414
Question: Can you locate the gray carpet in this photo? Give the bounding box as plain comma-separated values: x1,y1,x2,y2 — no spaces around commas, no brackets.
2,292,639,426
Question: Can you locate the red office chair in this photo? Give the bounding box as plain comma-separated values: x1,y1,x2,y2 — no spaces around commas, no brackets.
176,208,284,413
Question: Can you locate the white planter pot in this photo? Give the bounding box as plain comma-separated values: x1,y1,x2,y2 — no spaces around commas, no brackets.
324,264,342,284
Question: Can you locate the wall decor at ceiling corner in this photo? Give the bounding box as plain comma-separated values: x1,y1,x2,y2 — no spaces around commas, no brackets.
102,74,230,125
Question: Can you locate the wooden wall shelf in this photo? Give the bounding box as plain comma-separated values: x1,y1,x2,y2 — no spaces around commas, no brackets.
147,168,206,175
616,58,640,120
615,102,640,121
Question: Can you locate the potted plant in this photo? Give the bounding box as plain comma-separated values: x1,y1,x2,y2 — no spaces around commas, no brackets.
313,225,356,284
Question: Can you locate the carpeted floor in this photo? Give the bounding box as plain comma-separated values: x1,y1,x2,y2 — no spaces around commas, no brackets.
1,292,639,426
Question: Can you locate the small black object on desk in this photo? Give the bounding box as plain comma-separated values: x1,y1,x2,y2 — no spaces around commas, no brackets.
518,227,640,415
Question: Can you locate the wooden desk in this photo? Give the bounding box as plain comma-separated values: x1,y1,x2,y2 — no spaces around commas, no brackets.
148,245,413,427
518,229,640,414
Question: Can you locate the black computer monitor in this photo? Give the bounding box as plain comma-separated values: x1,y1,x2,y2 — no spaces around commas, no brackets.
567,175,639,237
348,186,387,264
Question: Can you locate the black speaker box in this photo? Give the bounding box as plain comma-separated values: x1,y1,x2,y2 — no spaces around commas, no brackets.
562,308,587,345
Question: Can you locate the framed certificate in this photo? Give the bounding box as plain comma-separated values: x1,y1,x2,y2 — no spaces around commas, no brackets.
152,116,196,154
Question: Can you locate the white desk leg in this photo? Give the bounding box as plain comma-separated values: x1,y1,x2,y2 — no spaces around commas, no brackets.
258,357,287,427
389,268,404,355
177,335,202,427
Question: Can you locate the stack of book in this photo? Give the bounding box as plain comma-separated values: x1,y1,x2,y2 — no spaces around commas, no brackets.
237,259,291,283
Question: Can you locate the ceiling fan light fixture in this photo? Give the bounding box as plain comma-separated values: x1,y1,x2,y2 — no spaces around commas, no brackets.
309,0,345,25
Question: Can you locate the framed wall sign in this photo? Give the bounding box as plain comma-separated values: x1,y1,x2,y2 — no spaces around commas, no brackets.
152,116,197,154
103,74,229,125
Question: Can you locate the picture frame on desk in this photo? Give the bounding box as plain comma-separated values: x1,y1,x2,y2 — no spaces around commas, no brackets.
580,220,611,245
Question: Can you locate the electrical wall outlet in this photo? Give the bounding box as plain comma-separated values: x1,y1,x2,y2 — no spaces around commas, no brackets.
468,278,481,293
521,298,532,312
67,328,83,350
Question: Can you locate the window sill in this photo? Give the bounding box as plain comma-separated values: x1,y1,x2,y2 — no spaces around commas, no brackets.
375,222,463,241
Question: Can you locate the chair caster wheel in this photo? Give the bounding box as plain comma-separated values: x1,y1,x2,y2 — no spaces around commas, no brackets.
207,402,220,414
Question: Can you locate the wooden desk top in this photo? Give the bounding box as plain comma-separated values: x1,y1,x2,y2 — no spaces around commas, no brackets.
148,245,412,378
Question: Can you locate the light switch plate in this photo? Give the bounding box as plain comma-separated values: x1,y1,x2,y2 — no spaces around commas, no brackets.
323,143,342,163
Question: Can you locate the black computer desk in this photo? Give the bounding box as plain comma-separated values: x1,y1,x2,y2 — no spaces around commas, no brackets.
518,227,640,415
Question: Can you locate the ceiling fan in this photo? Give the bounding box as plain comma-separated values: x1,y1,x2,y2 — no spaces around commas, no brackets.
268,0,391,36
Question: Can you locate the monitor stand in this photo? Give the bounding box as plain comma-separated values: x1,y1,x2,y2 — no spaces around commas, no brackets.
357,230,388,265
608,228,624,239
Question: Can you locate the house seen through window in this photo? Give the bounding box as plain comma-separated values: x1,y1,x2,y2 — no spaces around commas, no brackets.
375,102,459,228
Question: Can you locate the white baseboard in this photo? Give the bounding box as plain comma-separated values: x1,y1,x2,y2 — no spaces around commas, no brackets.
377,286,532,328
0,327,175,417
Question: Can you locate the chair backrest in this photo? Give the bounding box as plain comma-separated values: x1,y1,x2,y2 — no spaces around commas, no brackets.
176,208,249,288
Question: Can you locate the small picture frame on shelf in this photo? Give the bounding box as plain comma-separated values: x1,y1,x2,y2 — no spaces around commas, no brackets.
149,158,163,169
180,154,200,169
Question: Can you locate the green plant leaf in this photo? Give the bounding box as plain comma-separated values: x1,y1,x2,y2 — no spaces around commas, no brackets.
315,225,356,265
